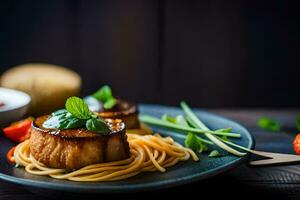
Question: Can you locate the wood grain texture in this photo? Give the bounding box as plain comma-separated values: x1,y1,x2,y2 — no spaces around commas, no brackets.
0,109,300,199
1,0,300,107
161,0,245,107
77,0,160,103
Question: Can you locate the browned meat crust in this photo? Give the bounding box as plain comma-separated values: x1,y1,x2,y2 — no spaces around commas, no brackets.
29,116,130,170
98,100,140,129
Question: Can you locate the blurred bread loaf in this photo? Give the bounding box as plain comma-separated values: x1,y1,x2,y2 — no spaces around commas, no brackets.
0,63,81,116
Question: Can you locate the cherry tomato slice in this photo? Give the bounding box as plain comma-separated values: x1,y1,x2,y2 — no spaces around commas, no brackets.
6,146,16,164
3,118,32,143
293,133,300,155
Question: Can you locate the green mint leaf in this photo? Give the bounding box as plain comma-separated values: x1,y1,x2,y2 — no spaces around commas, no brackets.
52,109,69,116
65,97,91,119
43,109,86,129
161,114,177,123
92,85,117,109
103,97,117,109
257,117,281,132
208,150,221,157
90,112,99,119
86,118,110,135
60,117,86,129
93,85,113,102
296,116,300,131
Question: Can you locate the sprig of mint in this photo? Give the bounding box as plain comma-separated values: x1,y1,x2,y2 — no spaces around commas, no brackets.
43,97,110,135
66,96,91,119
43,109,86,129
257,117,281,132
92,85,117,109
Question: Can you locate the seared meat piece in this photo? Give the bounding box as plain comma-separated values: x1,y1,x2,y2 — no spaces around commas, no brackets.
29,116,130,170
98,100,140,129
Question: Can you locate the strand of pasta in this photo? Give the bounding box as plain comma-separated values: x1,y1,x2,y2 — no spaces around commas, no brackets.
14,133,199,182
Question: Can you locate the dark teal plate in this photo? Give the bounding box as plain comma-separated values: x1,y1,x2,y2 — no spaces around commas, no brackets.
0,104,254,193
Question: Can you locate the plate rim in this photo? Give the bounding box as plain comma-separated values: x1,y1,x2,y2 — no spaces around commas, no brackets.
0,87,31,112
0,104,255,193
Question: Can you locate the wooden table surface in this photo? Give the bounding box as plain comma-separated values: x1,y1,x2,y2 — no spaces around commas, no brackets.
1,109,300,200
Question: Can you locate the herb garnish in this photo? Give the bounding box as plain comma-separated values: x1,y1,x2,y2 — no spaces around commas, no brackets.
257,117,281,132
43,109,86,130
296,116,300,131
161,114,210,152
86,118,110,134
208,150,221,157
140,115,241,137
185,133,208,153
43,97,110,135
140,101,249,157
65,96,91,119
93,85,117,109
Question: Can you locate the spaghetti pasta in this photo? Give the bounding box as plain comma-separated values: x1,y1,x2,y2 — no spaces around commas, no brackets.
14,133,198,182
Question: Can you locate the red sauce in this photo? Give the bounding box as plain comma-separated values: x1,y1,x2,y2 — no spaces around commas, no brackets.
0,101,5,107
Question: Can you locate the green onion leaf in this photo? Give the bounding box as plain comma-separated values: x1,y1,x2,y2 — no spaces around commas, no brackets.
176,115,189,127
215,128,232,133
208,150,221,157
139,115,241,138
65,97,91,119
184,133,208,153
161,114,177,123
185,133,200,152
215,128,232,142
180,101,246,156
221,135,230,142
257,117,281,132
162,114,189,127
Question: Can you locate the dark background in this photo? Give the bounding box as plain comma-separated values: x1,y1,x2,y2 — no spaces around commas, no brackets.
0,0,299,108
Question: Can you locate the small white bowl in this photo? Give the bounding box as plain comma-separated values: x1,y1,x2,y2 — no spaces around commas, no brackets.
0,87,31,126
